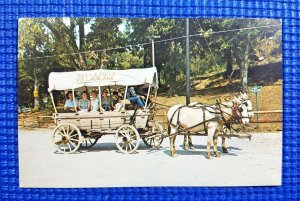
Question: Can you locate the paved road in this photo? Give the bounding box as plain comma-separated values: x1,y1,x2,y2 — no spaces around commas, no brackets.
19,128,282,187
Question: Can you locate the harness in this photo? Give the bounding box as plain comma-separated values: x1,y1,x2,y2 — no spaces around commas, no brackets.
216,99,252,136
168,103,221,135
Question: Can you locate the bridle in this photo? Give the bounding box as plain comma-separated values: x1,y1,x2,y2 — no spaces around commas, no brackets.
240,98,253,114
216,99,250,125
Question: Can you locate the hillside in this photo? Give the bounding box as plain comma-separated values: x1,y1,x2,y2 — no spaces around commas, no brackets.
156,62,282,132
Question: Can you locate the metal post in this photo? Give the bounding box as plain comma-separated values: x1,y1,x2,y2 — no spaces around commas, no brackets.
123,86,128,111
147,35,160,67
256,92,259,127
151,39,155,67
98,86,102,112
72,89,77,112
144,85,152,111
185,18,190,105
49,92,57,113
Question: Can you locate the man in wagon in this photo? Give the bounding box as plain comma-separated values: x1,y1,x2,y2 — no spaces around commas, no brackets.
126,86,145,109
64,91,78,112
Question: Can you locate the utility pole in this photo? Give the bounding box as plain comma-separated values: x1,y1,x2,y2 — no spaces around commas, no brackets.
185,18,190,105
147,35,160,67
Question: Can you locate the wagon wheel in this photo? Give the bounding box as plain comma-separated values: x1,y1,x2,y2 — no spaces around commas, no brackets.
142,122,164,148
80,136,99,149
115,125,140,154
52,123,82,154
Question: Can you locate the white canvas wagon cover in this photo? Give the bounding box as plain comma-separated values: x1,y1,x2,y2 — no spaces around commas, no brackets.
48,67,158,91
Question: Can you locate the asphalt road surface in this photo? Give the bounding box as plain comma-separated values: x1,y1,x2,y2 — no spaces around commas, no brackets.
19,128,282,187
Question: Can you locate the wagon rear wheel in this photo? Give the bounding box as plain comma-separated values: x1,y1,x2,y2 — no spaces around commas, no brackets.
52,123,82,154
142,122,164,148
115,125,140,154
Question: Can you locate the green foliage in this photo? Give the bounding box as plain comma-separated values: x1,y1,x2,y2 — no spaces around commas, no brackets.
18,18,282,105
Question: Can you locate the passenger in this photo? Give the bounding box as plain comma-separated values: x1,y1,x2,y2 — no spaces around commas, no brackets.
114,96,124,111
111,91,119,110
136,85,147,102
90,91,100,112
126,86,145,109
78,91,90,112
64,91,78,112
101,89,112,111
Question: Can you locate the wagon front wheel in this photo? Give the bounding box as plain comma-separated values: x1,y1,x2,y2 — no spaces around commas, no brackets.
52,123,82,154
142,122,164,148
115,125,140,154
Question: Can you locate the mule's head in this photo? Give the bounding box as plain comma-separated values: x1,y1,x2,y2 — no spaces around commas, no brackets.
239,92,254,118
232,94,251,124
237,103,250,125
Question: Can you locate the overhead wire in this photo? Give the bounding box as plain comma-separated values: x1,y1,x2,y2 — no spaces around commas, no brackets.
19,23,281,61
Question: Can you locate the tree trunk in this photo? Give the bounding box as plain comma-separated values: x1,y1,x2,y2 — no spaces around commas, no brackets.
78,18,87,64
233,49,242,70
166,42,177,96
143,47,147,68
167,69,176,95
224,48,233,78
241,35,250,92
33,69,39,109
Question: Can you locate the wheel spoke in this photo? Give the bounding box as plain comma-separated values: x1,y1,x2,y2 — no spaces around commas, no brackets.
151,138,155,145
70,138,79,142
129,141,136,147
69,141,76,148
70,133,79,138
125,144,128,152
58,130,65,137
130,138,137,144
67,143,72,152
62,126,66,136
69,129,75,136
58,142,64,148
118,130,126,137
128,143,133,151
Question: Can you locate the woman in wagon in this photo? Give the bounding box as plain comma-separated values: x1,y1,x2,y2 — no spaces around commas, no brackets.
126,86,145,109
101,88,112,111
78,91,91,112
64,91,78,112
90,90,100,112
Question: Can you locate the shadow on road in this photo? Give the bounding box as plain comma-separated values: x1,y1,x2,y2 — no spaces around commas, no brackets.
76,142,165,154
161,144,241,157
